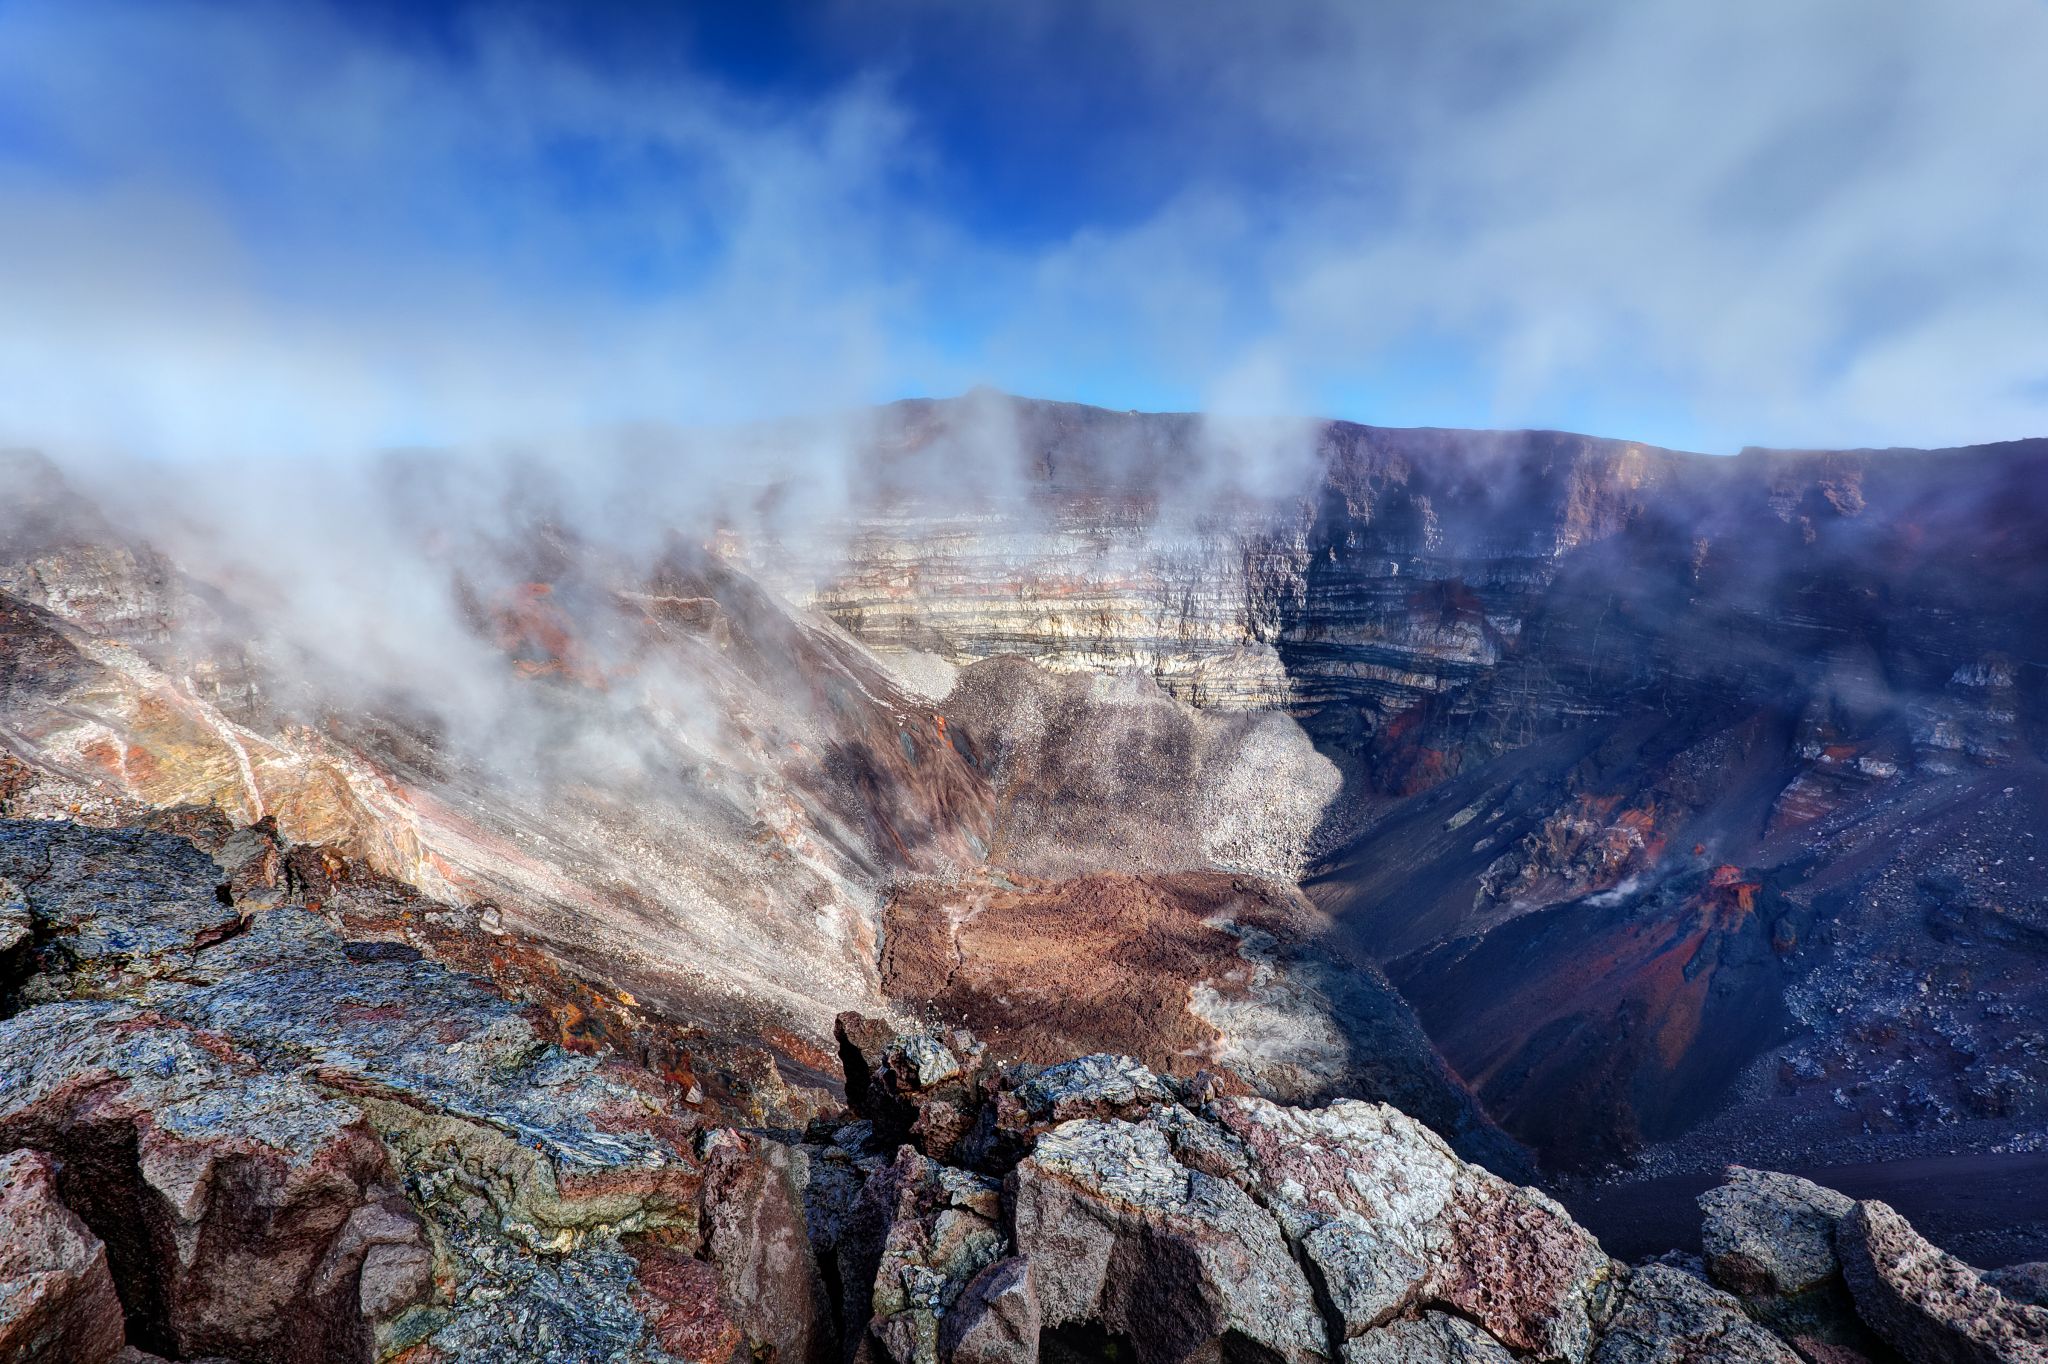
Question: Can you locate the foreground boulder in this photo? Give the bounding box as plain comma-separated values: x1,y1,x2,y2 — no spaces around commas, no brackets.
1698,1166,1889,1362
1213,1097,1614,1360
1701,1167,1854,1301
1014,1117,1328,1363
1590,1265,1799,1364
1837,1199,2048,1364
0,818,831,1363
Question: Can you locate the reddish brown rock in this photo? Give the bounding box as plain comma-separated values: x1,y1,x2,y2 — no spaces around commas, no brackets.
0,1003,416,1363
699,1131,833,1364
631,1246,744,1363
1213,1097,1614,1361
0,1148,126,1364
835,1145,1007,1364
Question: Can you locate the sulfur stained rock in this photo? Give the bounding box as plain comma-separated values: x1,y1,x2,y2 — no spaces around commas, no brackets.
1590,1265,1800,1364
1012,1117,1328,1364
0,1148,126,1364
0,817,777,1364
1213,1096,1614,1362
1837,1200,2048,1364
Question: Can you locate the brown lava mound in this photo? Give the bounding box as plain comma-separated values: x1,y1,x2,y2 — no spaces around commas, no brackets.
882,870,1310,1079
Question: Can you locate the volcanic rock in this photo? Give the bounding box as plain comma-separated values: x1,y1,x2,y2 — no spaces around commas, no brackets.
1700,1167,1855,1299
834,1144,1007,1364
1988,1264,2048,1308
1590,1264,1801,1364
937,1256,1039,1364
0,1148,126,1364
1012,1116,1329,1364
1344,1311,1519,1363
1214,1096,1615,1360
1837,1199,2048,1364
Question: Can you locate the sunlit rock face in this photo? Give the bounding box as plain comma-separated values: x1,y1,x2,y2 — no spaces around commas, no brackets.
794,396,2048,1180
0,450,995,1045
802,399,2046,803
8,397,2048,1196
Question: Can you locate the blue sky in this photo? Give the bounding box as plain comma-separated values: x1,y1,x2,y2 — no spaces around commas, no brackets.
1,0,2045,459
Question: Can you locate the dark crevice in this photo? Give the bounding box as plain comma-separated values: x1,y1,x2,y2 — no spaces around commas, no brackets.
48,1124,178,1356
1039,1322,1134,1364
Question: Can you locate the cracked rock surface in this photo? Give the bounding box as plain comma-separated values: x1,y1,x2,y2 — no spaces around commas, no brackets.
4,815,2046,1363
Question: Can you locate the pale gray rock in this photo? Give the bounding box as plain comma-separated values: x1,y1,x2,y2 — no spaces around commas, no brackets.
1343,1311,1517,1363
1592,1265,1801,1364
1213,1096,1615,1362
1013,1117,1328,1364
939,1256,1040,1364
1699,1166,1853,1299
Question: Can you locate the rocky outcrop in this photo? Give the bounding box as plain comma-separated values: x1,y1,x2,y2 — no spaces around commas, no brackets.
1837,1200,2048,1364
0,1148,126,1364
1590,1265,1800,1364
1015,1117,1330,1362
1212,1096,1613,1359
0,815,841,1362
1700,1167,1855,1300
835,1012,1616,1363
6,814,2048,1364
1695,1167,1887,1362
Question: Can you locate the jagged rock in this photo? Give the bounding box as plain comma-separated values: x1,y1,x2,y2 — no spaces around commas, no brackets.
1837,1200,2048,1364
5,819,2020,1364
0,822,246,1001
939,1257,1039,1364
0,1148,126,1364
1344,1312,1517,1363
836,1145,1007,1364
1697,1167,1888,1363
837,1013,995,1160
1013,1053,1175,1124
1591,1265,1801,1364
700,1131,834,1364
1213,1096,1614,1361
1012,1117,1328,1364
0,817,824,1364
0,999,413,1361
0,874,27,955
213,820,286,910
1700,1167,1854,1299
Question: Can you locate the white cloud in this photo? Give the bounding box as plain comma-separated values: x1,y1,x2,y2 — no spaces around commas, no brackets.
0,0,2042,459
